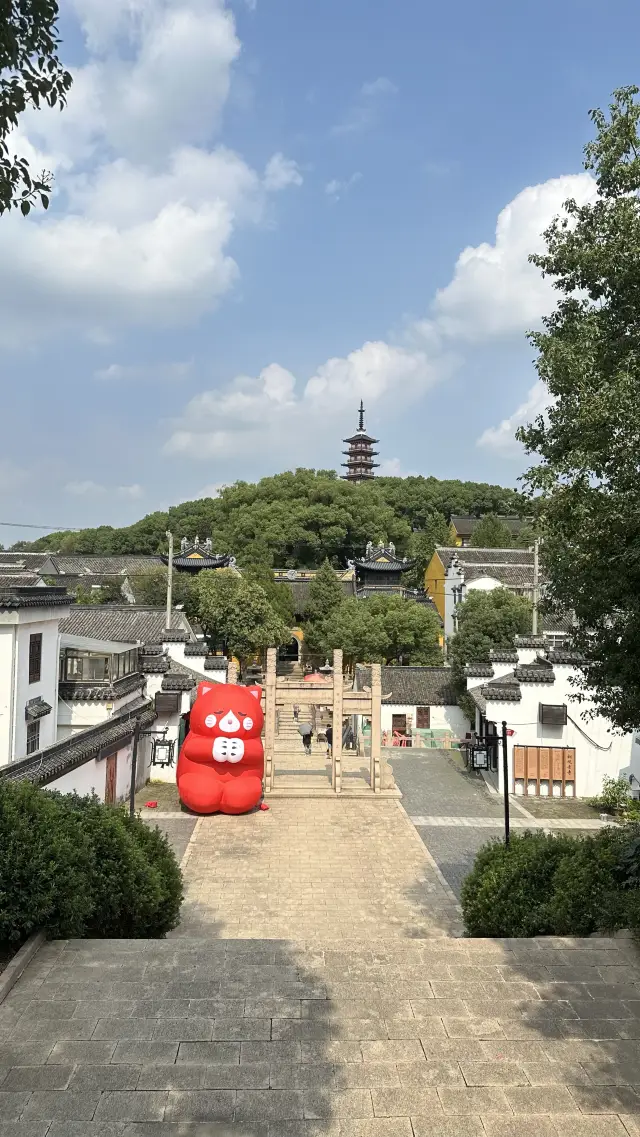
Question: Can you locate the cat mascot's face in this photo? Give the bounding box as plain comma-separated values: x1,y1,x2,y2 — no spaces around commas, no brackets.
187,681,263,764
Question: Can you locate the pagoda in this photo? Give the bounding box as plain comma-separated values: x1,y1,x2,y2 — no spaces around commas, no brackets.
341,401,379,482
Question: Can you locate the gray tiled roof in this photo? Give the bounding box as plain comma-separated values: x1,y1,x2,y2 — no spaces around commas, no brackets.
514,667,556,683
58,673,146,702
450,516,527,538
464,664,494,678
0,698,156,786
544,650,583,665
480,684,522,702
60,605,194,644
0,552,52,569
355,665,458,706
161,658,217,691
469,688,487,715
464,564,535,588
515,635,547,648
0,573,42,587
436,546,534,569
0,586,71,609
42,554,162,575
489,649,518,663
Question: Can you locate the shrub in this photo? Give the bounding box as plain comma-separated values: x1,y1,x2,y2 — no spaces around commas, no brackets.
460,831,577,938
546,827,629,936
0,782,95,943
588,775,632,814
0,783,183,944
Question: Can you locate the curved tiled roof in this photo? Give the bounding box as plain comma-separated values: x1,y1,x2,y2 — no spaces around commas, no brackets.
60,605,194,644
355,665,458,706
0,586,71,609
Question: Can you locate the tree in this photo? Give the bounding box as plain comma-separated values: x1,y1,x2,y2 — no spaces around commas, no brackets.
195,570,288,663
129,567,197,619
304,558,345,650
1,1,72,215
519,85,640,731
323,595,443,668
406,514,452,588
448,590,532,709
242,563,295,627
470,514,514,548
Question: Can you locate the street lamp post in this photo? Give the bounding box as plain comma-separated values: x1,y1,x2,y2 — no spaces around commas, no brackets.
501,720,510,846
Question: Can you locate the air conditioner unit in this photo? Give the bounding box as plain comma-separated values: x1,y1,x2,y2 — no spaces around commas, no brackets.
539,703,567,726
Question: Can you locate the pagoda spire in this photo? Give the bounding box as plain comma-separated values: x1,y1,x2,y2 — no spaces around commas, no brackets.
341,403,380,483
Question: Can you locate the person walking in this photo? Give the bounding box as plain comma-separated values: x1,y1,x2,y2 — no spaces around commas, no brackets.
297,721,313,755
325,723,333,758
293,705,299,722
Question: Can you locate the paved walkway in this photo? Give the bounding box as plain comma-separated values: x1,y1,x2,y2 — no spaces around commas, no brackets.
1,795,640,1134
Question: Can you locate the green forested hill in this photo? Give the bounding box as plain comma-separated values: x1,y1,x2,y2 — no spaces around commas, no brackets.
16,469,524,567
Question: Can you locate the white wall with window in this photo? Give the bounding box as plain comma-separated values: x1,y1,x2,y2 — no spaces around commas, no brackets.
57,635,143,738
0,595,70,766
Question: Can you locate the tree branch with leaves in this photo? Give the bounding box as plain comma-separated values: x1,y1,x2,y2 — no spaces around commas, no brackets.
1,0,72,215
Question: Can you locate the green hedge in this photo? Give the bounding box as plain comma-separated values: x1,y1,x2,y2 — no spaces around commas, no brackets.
461,827,640,938
0,782,183,944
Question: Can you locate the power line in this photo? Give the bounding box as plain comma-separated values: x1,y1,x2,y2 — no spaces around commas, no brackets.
0,522,80,531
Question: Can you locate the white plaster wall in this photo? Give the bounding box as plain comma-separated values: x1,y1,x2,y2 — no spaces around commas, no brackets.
485,668,634,799
491,661,517,681
50,754,106,798
57,685,146,737
146,690,192,785
467,576,502,593
166,642,186,667
380,703,469,738
0,626,16,767
14,616,60,759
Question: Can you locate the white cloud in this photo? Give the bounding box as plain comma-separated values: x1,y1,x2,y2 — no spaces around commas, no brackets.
164,171,594,467
360,77,398,97
430,174,596,342
195,483,227,499
331,76,398,136
95,361,192,382
65,480,106,496
263,153,303,192
0,0,299,344
477,380,549,456
117,484,145,499
325,172,362,201
378,458,418,477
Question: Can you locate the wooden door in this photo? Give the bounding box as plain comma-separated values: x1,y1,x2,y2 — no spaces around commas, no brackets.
416,706,430,729
105,753,117,804
392,714,407,735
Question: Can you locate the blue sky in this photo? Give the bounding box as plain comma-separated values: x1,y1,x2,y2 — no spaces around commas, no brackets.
1,0,638,546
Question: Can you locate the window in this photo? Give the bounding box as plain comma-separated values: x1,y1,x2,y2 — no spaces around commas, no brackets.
61,651,109,682
29,633,42,683
392,714,408,735
416,707,431,729
26,719,40,754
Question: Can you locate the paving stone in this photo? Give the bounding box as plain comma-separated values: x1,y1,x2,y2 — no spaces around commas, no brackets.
480,1119,558,1137
164,1089,236,1122
438,1086,511,1113
94,1091,167,1122
136,1066,204,1090
557,1119,630,1136
211,1017,271,1040
0,1124,51,1137
460,1061,528,1086
69,1065,141,1090
304,1089,373,1118
371,1086,440,1115
360,1040,424,1063
112,1042,178,1065
505,1085,578,1112
47,1041,116,1064
443,1018,505,1039
568,1085,640,1113
235,1089,304,1121
0,1043,53,1067
396,1060,463,1086
0,1093,32,1121
44,1126,125,1137
176,1041,240,1064
1,1065,74,1090
243,1041,302,1063
411,1119,484,1137
22,1090,101,1120
10,1019,98,1041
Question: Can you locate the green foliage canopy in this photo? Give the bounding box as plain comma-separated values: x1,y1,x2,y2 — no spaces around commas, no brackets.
195,569,289,661
448,589,532,712
519,86,640,731
322,594,443,667
16,470,524,568
469,514,514,548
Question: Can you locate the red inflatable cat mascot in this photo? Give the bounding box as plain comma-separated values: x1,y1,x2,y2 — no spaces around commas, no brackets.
177,681,264,815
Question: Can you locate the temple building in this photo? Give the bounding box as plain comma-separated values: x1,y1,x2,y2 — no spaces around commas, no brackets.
162,537,236,575
341,402,379,482
353,541,416,598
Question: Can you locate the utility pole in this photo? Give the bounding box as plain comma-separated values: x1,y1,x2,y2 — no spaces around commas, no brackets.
501,720,510,847
165,530,173,632
532,537,540,636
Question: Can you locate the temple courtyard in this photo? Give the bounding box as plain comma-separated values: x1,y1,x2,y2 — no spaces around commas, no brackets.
0,763,639,1135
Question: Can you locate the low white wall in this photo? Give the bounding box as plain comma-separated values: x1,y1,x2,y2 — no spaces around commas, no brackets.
380,703,469,738
48,735,147,803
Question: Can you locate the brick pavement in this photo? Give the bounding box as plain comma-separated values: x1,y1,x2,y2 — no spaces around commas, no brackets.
1,795,640,1134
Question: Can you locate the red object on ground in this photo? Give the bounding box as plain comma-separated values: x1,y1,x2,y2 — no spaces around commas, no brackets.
259,802,270,811
145,801,158,808
177,681,264,816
